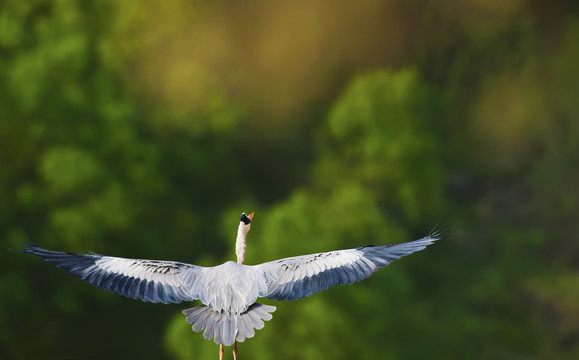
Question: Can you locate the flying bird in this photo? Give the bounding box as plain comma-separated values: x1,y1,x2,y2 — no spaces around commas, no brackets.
18,212,443,359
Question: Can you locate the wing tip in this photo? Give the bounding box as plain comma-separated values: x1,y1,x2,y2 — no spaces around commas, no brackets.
426,223,450,241
8,228,38,252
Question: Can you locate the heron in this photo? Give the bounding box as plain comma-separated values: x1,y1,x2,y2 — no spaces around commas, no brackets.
18,212,444,359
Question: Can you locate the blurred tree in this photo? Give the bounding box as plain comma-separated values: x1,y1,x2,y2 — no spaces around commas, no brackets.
2,0,579,359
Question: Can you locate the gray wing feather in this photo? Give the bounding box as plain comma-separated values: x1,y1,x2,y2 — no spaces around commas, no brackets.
254,233,441,301
21,246,202,304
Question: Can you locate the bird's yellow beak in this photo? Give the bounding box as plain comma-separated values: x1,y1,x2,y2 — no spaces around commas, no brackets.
248,211,254,221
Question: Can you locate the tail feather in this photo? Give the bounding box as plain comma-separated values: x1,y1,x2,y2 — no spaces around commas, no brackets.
236,316,251,342
213,316,226,345
203,317,215,341
224,314,236,345
252,304,274,321
192,310,212,332
247,309,265,330
183,303,276,346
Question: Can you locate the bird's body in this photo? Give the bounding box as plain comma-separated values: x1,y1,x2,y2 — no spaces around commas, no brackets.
18,212,444,358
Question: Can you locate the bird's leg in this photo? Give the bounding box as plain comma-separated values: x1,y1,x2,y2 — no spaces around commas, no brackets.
233,341,238,360
219,344,224,360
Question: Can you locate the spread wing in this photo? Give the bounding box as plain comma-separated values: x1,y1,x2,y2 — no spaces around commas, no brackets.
20,246,203,304
253,232,442,301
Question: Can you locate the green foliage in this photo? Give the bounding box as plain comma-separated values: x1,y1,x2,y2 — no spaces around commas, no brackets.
321,69,443,222
2,1,579,359
40,147,105,193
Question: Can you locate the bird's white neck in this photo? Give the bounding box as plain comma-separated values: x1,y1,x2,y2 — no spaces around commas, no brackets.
235,222,250,264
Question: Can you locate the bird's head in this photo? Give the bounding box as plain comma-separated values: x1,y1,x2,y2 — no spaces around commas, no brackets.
239,212,254,232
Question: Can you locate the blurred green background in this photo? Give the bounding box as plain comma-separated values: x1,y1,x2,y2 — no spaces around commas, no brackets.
2,0,579,359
